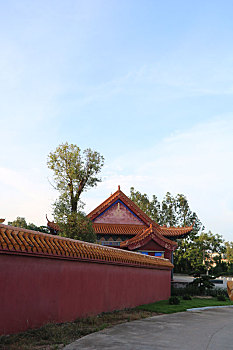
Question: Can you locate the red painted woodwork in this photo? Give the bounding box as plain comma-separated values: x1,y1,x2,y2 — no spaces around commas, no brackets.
135,241,172,260
139,240,165,251
164,250,172,260
0,253,171,335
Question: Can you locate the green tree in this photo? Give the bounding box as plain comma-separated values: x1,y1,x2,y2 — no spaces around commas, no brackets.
8,217,28,229
197,231,225,272
160,192,177,226
129,187,161,223
58,212,96,242
129,188,202,233
175,194,201,235
128,187,210,274
191,273,215,294
48,143,104,213
175,231,225,274
172,194,203,273
211,255,227,276
47,143,104,242
225,241,233,263
8,217,49,233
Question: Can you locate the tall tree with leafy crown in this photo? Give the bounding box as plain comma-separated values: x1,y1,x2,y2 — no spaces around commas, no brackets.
129,187,204,273
130,187,161,223
47,143,104,242
48,143,104,213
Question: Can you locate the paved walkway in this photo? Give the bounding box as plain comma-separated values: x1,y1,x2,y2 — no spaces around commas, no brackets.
64,307,233,350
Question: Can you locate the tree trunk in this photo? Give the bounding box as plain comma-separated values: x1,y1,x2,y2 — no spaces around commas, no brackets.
71,197,77,213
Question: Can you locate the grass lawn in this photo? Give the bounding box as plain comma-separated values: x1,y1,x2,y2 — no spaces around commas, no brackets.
137,297,233,314
0,297,232,350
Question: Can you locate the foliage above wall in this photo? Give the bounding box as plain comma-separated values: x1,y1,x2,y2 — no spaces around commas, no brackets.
47,142,105,243
129,187,228,274
8,217,49,234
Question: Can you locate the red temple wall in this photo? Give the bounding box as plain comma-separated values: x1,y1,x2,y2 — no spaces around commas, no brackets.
94,202,144,225
0,253,171,335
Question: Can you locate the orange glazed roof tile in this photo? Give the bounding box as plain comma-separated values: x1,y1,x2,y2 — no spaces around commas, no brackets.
93,223,147,235
88,187,193,239
120,224,178,251
0,223,173,270
157,225,193,237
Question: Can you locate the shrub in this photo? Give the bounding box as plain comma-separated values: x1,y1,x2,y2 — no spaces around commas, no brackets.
209,288,228,298
183,295,192,300
169,296,180,305
191,274,215,294
217,295,226,301
171,285,200,297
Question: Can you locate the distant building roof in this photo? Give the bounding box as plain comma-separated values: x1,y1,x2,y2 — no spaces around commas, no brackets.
88,185,155,226
120,224,178,251
88,186,193,243
46,215,60,234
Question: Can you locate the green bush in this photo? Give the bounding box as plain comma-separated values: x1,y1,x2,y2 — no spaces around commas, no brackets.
171,285,200,297
217,295,226,301
169,296,180,305
190,274,215,294
209,288,228,298
183,295,192,300
172,284,228,298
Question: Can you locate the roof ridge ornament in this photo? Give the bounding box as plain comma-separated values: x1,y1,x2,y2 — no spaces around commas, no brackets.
46,215,60,235
118,185,120,191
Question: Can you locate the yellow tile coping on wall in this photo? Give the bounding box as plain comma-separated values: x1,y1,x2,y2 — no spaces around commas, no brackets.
0,223,173,270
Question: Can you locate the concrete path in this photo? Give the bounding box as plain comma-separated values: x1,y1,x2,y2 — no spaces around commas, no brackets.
64,307,233,350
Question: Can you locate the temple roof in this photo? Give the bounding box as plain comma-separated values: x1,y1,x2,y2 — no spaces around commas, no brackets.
88,186,155,226
88,186,193,239
0,223,173,270
120,224,178,251
46,215,60,234
93,223,147,235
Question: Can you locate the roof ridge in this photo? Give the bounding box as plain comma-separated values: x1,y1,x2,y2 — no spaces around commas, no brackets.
121,225,177,251
87,188,120,219
159,225,193,230
87,187,156,226
157,225,193,237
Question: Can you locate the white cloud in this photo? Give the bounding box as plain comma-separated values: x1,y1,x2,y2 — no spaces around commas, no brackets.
72,52,233,109
0,167,56,226
2,117,233,241
84,117,233,240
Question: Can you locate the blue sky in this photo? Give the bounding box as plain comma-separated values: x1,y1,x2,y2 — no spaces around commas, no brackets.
1,1,233,240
